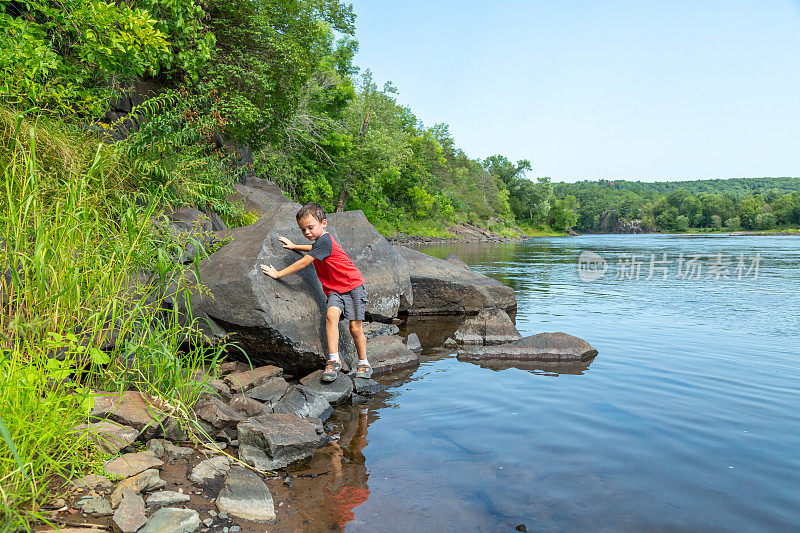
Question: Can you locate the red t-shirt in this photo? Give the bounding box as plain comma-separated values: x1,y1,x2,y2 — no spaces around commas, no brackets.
307,232,364,295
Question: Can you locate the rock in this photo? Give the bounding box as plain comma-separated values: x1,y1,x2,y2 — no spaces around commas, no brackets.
363,322,399,339
193,396,244,429
145,439,165,458
237,413,323,469
78,495,112,516
237,444,273,471
444,337,457,348
113,491,146,533
366,335,420,376
189,455,232,484
406,332,422,352
395,246,516,315
218,361,250,375
146,490,191,507
271,385,333,420
216,466,276,522
223,365,282,394
104,451,163,478
454,308,521,346
71,474,113,492
229,182,290,215
457,332,598,362
244,376,290,405
352,377,384,396
350,393,367,405
444,253,469,269
163,441,193,456
192,205,412,376
111,469,166,507
90,391,168,437
155,417,188,442
75,420,139,454
206,379,232,399
299,370,354,405
138,507,201,533
228,396,265,417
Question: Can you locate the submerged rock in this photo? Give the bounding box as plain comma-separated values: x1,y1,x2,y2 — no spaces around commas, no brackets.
457,332,597,362
395,246,516,315
454,308,521,346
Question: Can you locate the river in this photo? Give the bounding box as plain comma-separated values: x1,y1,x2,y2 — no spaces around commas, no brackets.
282,234,800,532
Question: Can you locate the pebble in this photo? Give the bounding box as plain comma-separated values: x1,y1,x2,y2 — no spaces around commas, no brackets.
203,518,213,527
230,527,240,533
223,528,228,533
208,510,217,517
218,511,228,520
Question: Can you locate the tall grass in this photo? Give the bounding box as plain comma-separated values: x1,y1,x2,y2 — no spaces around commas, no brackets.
0,108,226,529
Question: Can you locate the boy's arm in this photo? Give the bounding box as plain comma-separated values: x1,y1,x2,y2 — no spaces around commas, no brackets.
260,254,314,279
278,236,312,252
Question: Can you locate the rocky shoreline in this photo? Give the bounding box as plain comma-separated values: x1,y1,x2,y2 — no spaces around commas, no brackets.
386,223,530,245
38,179,595,532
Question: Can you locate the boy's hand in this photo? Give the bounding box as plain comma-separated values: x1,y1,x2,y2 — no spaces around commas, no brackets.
278,236,294,250
260,264,280,278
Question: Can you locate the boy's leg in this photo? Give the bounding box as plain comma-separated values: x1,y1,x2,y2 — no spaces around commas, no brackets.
326,306,343,356
349,320,367,362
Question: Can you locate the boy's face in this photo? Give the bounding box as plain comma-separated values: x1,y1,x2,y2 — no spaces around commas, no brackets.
297,215,327,241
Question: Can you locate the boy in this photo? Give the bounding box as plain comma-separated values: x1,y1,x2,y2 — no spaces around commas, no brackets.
260,202,372,381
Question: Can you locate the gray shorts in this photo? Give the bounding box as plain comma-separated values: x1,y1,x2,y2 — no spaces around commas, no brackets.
327,284,367,321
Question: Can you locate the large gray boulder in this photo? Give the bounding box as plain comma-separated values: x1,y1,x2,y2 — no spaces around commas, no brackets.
395,246,516,315
192,204,412,375
367,335,420,376
457,332,597,362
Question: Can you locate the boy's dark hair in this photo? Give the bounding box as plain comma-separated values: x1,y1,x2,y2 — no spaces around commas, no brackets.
296,202,326,222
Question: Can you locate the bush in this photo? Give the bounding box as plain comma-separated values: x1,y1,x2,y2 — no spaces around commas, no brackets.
754,212,777,230
711,215,722,228
675,215,690,231
725,216,741,229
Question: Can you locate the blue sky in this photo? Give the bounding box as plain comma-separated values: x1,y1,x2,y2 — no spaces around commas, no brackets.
348,1,800,182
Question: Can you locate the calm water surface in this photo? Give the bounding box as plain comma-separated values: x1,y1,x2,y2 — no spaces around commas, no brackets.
295,235,800,532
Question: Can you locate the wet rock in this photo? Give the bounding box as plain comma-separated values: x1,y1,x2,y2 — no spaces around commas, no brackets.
406,332,422,352
145,439,165,458
366,335,420,376
113,491,146,533
192,206,411,375
77,495,112,516
350,393,367,405
454,308,521,346
229,396,265,417
104,451,163,478
90,391,169,437
444,252,469,269
363,322,399,339
237,413,323,470
395,245,516,315
111,469,166,507
216,466,276,522
299,370,354,405
138,507,201,533
272,385,333,420
75,420,139,454
244,376,290,406
194,396,244,428
71,474,113,492
163,441,193,456
223,365,283,394
146,490,191,507
189,455,232,484
457,332,598,362
352,377,385,396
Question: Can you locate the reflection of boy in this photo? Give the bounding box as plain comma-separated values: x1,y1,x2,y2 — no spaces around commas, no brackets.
260,202,372,381
332,407,371,530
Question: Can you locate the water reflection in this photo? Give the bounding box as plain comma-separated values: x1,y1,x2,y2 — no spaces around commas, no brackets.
457,355,596,376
